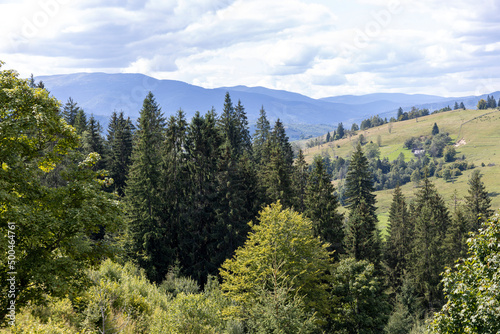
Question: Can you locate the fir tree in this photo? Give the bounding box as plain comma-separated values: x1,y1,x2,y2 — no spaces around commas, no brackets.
182,110,222,283
62,97,81,126
291,149,309,212
344,143,381,264
464,170,493,231
385,185,412,292
336,122,345,139
253,106,271,165
82,115,106,170
125,92,167,282
304,155,344,256
431,122,439,136
460,102,466,109
107,112,134,195
73,108,88,136
409,177,450,311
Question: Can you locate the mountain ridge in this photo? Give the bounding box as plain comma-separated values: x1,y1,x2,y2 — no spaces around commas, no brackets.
36,72,499,140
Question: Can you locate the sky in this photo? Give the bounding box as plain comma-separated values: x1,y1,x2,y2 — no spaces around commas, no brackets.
1,0,500,98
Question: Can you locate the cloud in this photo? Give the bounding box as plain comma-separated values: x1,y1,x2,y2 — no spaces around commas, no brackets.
1,0,499,98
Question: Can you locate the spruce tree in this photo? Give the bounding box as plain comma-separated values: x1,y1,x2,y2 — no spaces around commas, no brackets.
464,170,493,231
409,177,450,311
385,185,412,292
182,109,222,283
344,143,380,264
291,149,308,212
62,97,81,126
73,108,88,136
432,122,439,135
259,119,294,207
82,115,106,170
253,106,271,165
460,102,466,109
125,92,167,282
107,112,134,196
304,155,344,256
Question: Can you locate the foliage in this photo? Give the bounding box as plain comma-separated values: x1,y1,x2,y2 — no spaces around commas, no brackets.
0,65,122,320
220,202,332,319
329,257,390,333
430,212,500,333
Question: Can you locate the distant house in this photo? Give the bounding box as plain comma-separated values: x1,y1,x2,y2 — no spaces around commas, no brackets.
412,149,425,156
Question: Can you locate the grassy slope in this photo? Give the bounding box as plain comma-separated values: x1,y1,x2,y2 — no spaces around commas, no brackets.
301,108,500,234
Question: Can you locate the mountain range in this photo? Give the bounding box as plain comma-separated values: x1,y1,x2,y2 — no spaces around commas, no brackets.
36,72,498,140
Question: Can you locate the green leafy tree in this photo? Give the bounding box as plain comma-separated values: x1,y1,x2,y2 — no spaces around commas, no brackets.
124,92,168,282
477,98,487,110
0,64,122,320
443,145,456,162
430,211,500,334
220,202,332,320
304,155,344,256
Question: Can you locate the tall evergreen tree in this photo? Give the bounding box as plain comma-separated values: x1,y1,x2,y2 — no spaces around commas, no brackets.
291,149,309,212
73,108,88,136
304,155,344,256
259,119,294,207
182,110,222,282
344,143,381,264
431,122,439,136
234,99,252,156
444,195,469,267
460,102,466,110
464,170,493,231
62,97,81,126
409,177,450,311
253,106,271,165
82,115,106,170
336,122,345,139
385,185,412,292
125,92,167,282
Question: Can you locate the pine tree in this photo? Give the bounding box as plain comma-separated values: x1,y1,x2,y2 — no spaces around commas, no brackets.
409,177,450,311
444,194,469,266
234,99,252,156
344,143,381,264
326,131,331,143
125,92,167,282
62,97,82,126
304,155,344,256
385,185,412,292
464,170,493,231
460,102,466,110
454,102,459,110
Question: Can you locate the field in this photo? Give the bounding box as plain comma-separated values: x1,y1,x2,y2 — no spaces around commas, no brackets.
300,108,500,234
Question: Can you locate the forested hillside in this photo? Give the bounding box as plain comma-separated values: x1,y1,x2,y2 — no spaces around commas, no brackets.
2,64,500,333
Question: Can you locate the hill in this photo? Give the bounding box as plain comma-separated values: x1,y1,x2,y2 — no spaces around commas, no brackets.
301,107,500,232
36,72,499,140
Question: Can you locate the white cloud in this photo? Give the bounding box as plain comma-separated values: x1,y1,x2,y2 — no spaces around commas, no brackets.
1,0,499,98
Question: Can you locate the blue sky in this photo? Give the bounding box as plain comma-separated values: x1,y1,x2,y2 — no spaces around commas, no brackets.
1,0,500,98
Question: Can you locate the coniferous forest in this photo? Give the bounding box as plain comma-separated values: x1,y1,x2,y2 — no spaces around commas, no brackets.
1,64,500,333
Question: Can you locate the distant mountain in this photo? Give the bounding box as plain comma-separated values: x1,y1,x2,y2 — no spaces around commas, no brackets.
36,72,499,140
